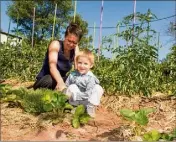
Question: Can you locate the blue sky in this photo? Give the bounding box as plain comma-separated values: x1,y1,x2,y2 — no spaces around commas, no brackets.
1,1,175,60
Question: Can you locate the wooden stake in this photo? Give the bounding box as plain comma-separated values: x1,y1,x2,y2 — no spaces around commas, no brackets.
73,0,77,22
98,0,104,61
32,7,35,48
132,0,136,45
7,18,11,42
93,22,96,50
52,3,57,40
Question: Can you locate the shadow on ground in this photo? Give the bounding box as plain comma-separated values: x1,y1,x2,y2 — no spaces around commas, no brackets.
89,126,130,141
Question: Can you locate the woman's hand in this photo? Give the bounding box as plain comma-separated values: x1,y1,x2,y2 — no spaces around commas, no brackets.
55,83,67,92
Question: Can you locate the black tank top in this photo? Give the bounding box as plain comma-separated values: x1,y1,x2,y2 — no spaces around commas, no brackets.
36,40,75,80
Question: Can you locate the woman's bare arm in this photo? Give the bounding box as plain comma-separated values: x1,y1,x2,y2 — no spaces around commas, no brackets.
48,40,66,91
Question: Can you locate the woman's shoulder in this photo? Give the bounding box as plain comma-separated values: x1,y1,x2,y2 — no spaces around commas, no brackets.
48,40,62,51
49,40,61,44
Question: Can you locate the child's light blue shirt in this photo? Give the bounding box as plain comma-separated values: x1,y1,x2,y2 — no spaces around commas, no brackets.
65,70,100,100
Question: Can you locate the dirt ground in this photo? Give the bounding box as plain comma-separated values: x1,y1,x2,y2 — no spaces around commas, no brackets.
1,79,176,141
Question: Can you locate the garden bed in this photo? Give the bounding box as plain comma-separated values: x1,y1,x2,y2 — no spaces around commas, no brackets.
1,80,176,141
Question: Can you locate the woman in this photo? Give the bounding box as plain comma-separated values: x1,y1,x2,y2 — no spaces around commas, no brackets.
33,23,83,91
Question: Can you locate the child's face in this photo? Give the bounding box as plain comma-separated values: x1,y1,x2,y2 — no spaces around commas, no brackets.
76,56,93,74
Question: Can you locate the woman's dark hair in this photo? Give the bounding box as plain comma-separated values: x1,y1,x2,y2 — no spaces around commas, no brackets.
65,23,83,41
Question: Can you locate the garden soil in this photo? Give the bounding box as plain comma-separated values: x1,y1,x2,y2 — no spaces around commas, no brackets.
1,79,176,141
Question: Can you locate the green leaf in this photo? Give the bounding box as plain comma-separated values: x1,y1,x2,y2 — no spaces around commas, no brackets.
64,103,74,110
42,94,51,102
138,108,156,115
74,105,86,117
72,117,80,129
150,130,161,141
43,103,53,112
143,130,161,141
171,128,176,138
51,93,58,102
143,133,151,141
3,94,17,101
120,109,135,121
161,133,173,141
79,113,91,125
134,110,148,125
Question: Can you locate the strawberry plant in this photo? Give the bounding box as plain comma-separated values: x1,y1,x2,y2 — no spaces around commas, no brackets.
72,105,91,128
120,108,155,126
143,128,176,141
120,108,156,138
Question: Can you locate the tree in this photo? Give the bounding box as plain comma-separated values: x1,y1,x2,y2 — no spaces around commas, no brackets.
7,0,73,43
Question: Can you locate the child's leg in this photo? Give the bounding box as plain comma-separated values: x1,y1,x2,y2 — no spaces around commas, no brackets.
88,84,104,106
65,84,80,100
87,102,96,117
87,85,104,117
65,84,83,106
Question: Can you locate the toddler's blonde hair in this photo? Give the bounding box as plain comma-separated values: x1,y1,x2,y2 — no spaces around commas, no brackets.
75,49,94,65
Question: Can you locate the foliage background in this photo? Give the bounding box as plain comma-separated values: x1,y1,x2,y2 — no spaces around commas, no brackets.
0,2,175,97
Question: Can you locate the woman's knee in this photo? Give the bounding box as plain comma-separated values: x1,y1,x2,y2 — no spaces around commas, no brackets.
33,75,55,90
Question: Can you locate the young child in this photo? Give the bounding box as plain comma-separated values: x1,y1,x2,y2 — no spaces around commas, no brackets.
64,49,104,117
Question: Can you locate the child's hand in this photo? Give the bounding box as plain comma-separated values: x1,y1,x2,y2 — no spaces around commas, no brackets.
65,88,73,99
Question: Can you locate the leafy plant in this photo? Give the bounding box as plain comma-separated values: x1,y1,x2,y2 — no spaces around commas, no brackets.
120,108,156,125
1,86,91,126
0,84,12,98
143,128,176,141
71,105,91,128
42,90,69,114
143,130,161,141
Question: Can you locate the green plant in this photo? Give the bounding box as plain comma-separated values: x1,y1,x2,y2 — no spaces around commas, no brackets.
42,90,68,113
143,128,176,141
120,108,156,125
0,84,12,98
143,130,161,141
71,105,91,128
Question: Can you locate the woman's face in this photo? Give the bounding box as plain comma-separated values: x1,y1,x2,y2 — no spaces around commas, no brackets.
64,33,79,50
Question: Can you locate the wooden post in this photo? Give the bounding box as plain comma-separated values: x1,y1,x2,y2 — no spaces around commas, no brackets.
87,35,89,48
93,22,96,50
52,3,57,40
7,18,11,42
32,7,35,48
98,0,104,61
16,12,19,37
73,0,77,22
132,0,136,45
157,32,160,62
113,35,116,57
